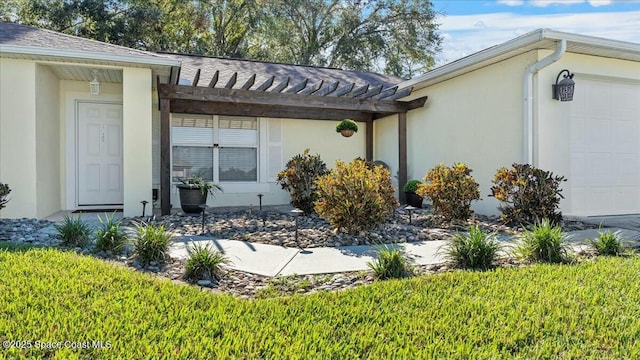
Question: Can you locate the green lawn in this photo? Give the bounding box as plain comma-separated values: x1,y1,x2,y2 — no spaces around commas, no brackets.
1,243,640,359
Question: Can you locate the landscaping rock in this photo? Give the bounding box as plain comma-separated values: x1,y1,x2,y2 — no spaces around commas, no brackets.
197,280,213,287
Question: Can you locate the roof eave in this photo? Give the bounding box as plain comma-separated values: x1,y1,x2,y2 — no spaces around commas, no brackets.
400,28,640,94
0,44,181,68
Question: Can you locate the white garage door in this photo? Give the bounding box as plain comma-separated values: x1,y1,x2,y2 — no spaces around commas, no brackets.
570,78,640,216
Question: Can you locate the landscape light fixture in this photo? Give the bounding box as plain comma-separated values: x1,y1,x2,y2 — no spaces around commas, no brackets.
90,69,101,95
552,69,575,102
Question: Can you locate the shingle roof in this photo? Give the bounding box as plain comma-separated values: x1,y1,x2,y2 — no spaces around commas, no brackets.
159,52,404,90
0,21,166,59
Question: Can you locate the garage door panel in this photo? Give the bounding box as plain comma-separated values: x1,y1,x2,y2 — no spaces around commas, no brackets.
570,153,587,186
570,78,640,216
586,153,612,186
613,153,637,186
585,119,610,152
611,120,636,151
586,85,611,118
587,188,612,214
612,187,639,214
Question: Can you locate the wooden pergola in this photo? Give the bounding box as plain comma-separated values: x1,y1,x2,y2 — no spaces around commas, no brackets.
157,69,427,215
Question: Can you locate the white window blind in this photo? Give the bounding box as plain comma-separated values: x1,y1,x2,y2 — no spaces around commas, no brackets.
219,147,257,181
172,146,214,181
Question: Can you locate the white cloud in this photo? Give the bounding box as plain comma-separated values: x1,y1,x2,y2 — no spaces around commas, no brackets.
530,0,584,7
588,0,612,6
497,0,525,5
497,0,620,7
435,10,640,65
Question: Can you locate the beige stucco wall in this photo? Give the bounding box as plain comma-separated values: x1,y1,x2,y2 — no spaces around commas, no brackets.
373,114,399,189
535,51,640,215
0,58,37,218
403,51,538,215
122,67,153,217
282,118,366,168
35,65,61,218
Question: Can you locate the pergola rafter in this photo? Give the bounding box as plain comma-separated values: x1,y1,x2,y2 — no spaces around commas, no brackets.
157,68,427,215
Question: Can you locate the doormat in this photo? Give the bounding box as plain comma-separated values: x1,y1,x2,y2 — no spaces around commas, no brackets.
72,209,123,214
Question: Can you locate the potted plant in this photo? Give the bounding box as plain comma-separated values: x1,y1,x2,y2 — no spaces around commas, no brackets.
403,180,423,208
176,176,222,214
336,119,358,137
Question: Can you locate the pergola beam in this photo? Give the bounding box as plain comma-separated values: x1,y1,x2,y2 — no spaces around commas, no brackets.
158,84,418,115
169,100,374,122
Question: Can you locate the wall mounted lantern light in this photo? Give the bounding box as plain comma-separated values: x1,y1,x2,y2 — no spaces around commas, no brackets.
89,70,101,95
552,69,575,102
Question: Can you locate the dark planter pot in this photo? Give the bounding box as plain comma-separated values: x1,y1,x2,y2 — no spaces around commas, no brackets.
177,184,208,214
405,192,423,208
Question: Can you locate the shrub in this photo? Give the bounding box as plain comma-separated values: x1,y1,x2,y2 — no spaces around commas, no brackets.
54,214,91,247
0,182,10,210
416,163,480,222
515,220,570,263
95,212,128,254
588,229,624,256
491,163,566,226
367,245,414,280
315,158,398,233
277,149,329,214
134,223,172,265
185,242,229,281
443,226,502,270
336,119,358,133
402,179,422,193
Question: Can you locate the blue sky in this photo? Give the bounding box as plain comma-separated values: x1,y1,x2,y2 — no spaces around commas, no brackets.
431,0,640,65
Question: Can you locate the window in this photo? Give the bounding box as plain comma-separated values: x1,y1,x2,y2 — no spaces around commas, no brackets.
171,115,258,183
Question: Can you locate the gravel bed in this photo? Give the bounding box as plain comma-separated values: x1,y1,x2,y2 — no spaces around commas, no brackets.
0,211,600,299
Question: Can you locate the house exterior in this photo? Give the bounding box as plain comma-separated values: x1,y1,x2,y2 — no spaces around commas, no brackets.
2,23,639,219
0,21,413,218
375,29,640,217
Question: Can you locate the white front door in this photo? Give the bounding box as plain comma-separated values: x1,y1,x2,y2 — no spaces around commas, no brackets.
77,102,124,206
570,78,640,216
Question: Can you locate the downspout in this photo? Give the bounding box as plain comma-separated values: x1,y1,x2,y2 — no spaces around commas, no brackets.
523,39,566,164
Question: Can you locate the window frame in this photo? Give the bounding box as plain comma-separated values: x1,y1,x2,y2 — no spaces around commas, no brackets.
170,114,261,186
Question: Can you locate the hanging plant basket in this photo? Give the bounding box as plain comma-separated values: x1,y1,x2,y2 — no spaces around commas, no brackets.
336,119,358,138
340,129,355,137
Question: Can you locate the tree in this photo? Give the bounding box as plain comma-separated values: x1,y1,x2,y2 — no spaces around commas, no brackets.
1,0,441,78
257,0,441,78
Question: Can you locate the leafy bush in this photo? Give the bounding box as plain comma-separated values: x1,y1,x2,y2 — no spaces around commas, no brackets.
277,149,329,214
315,158,398,233
367,245,414,280
185,242,229,281
416,163,480,222
588,229,624,256
336,119,358,133
443,226,502,270
402,179,422,193
95,212,128,254
491,163,566,226
134,223,172,265
0,182,10,210
54,214,91,247
515,220,570,263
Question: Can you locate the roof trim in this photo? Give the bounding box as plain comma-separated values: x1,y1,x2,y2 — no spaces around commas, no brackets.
0,44,181,68
399,28,640,92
